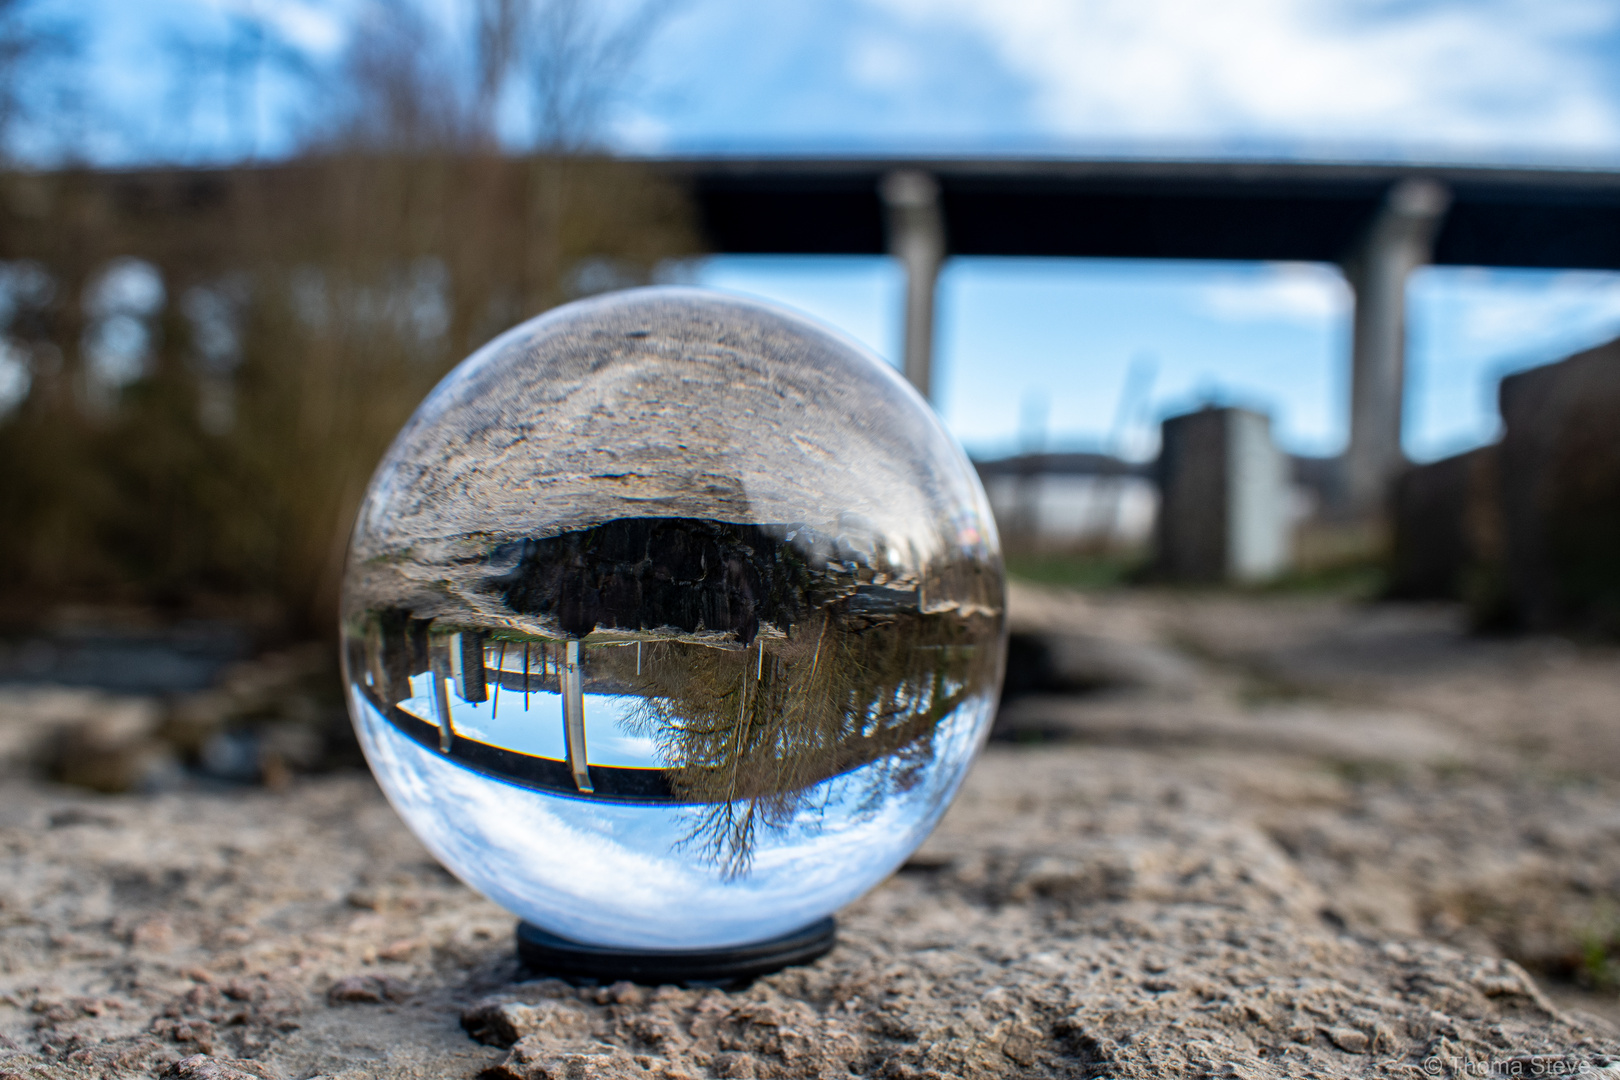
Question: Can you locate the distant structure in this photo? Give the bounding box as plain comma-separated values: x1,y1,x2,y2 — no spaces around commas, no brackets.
1155,407,1292,584
1392,338,1620,635
56,156,1620,527
972,452,1154,552
663,156,1620,517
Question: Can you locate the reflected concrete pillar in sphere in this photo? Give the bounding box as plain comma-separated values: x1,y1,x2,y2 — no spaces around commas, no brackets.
562,640,593,794
1341,178,1451,517
882,170,945,402
430,636,455,752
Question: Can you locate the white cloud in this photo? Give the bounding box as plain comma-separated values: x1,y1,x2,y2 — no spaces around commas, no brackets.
203,0,348,56
608,110,674,153
1199,263,1351,323
1442,269,1620,347
849,34,923,92
865,0,1620,155
1406,267,1620,460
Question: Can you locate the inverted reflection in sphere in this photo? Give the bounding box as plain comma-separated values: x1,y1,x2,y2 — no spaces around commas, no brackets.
340,287,1005,950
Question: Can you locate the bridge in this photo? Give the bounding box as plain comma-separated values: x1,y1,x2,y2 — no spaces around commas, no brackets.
656,157,1620,512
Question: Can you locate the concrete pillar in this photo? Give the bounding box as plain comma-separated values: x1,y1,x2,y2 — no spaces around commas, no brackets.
881,170,945,400
1341,178,1450,515
1156,406,1292,583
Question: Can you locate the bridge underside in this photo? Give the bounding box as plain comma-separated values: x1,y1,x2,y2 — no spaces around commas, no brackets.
672,157,1620,269
664,157,1620,515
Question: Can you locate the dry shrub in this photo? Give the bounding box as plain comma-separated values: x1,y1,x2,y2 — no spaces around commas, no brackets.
0,153,699,636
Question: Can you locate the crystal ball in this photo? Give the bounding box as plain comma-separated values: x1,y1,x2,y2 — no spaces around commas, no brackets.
340,287,1005,950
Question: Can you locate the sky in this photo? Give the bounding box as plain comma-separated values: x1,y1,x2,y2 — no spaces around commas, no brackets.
20,0,1620,460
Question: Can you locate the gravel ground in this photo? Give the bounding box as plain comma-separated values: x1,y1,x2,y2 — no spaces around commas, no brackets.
4,586,1620,1079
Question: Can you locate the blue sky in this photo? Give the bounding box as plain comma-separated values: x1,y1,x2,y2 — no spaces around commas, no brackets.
22,0,1620,460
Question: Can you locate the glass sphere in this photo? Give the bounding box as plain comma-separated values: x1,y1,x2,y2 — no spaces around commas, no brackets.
340,287,1005,950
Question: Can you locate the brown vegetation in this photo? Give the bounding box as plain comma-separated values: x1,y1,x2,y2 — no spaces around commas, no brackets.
0,1,701,638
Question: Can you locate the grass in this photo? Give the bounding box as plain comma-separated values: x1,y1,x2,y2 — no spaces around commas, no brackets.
1004,547,1390,601
1573,905,1620,992
1003,552,1145,591
1255,558,1389,599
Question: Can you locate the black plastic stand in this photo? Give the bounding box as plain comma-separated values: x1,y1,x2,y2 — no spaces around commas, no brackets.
515,917,837,987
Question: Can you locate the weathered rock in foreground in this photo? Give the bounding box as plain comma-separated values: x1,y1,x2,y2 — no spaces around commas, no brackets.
0,747,1615,1080
5,588,1620,1078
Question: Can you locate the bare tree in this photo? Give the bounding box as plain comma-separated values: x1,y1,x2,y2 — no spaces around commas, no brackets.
162,8,312,163
0,0,698,634
0,0,78,162
473,0,526,144
329,0,469,150
319,0,678,154
221,8,315,160
521,0,680,151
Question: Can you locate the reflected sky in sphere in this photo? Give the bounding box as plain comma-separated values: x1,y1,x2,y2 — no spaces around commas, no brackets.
340,287,1005,950
353,682,994,949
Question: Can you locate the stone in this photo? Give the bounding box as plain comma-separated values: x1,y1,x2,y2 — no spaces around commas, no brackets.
4,588,1620,1077
165,1054,279,1080
463,998,594,1047
326,975,414,1004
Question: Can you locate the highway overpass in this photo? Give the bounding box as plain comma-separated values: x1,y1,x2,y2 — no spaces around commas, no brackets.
658,156,1620,511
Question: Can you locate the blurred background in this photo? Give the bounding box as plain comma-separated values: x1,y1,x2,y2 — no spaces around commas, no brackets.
0,0,1617,792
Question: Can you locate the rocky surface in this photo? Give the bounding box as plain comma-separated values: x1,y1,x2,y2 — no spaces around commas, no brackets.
5,586,1620,1078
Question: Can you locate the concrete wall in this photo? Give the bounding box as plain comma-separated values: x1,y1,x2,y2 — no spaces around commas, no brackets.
1227,409,1293,582
1387,445,1500,604
1498,339,1620,634
1156,407,1291,584
1388,337,1620,635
